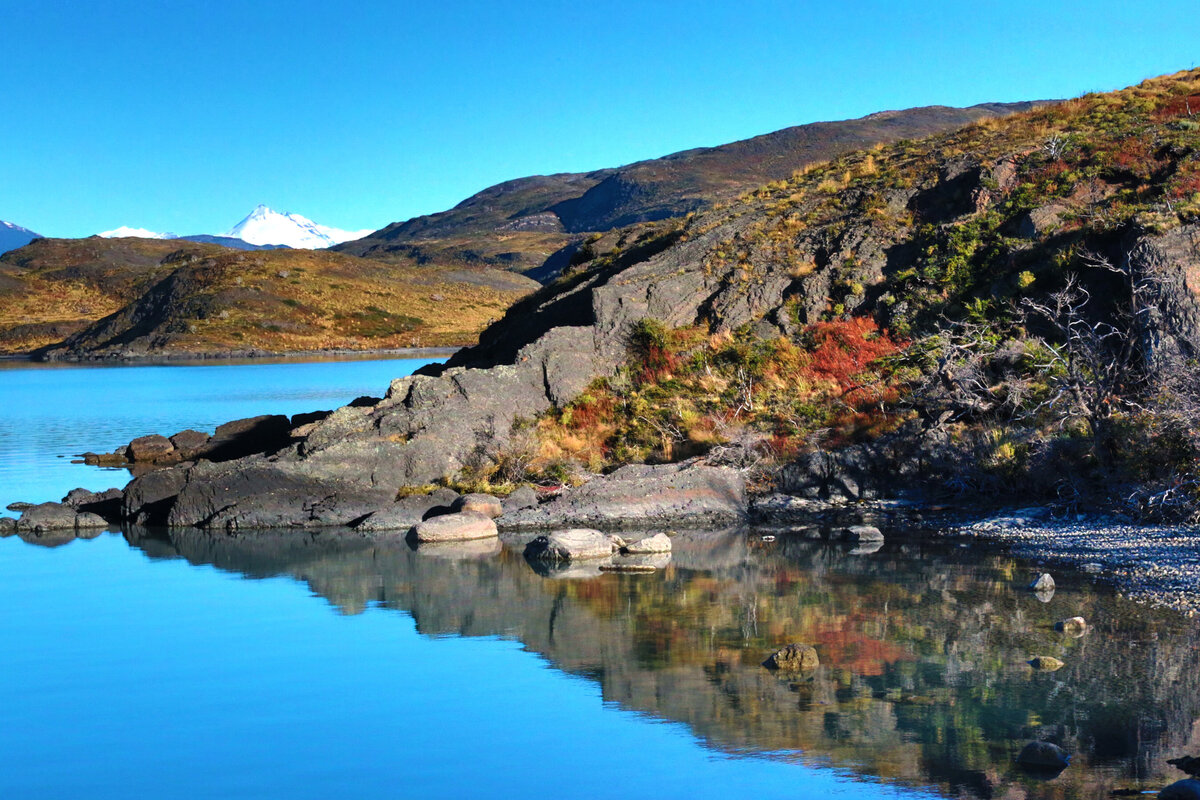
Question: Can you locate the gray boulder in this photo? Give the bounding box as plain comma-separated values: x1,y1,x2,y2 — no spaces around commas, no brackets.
15,503,108,533
62,487,123,521
623,533,672,554
502,486,540,514
453,493,503,519
763,643,820,672
1016,741,1069,771
411,511,498,543
0,517,16,535
16,503,83,532
524,529,615,561
501,463,747,531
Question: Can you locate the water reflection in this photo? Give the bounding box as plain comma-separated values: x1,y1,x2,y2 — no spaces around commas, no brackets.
120,524,1200,800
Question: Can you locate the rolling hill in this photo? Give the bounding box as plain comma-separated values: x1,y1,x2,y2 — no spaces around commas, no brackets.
0,237,537,358
336,101,1043,279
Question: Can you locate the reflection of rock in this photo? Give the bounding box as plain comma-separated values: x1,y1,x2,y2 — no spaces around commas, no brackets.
601,553,672,572
1160,778,1200,799
414,538,503,559
525,529,615,561
763,643,820,672
526,560,607,579
412,511,498,542
114,521,1200,800
849,540,884,555
1033,587,1056,603
1056,617,1088,636
1029,656,1064,671
1029,573,1055,592
1016,741,1070,772
841,525,883,543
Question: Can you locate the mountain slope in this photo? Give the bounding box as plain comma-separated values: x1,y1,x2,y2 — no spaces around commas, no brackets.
337,101,1043,277
227,205,370,249
0,220,41,255
0,237,537,357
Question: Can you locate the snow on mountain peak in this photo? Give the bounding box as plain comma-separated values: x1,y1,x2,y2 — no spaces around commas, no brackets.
0,219,41,255
225,205,370,249
98,226,173,239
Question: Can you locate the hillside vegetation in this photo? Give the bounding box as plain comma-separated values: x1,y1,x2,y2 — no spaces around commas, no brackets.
447,68,1200,514
0,238,536,358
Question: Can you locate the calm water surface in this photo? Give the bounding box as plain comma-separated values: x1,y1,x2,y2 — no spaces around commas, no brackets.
1,359,1197,799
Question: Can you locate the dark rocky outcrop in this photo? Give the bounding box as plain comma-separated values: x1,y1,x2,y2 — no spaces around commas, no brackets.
499,463,747,531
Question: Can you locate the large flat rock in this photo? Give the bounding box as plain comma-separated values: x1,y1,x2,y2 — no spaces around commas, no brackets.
499,463,747,531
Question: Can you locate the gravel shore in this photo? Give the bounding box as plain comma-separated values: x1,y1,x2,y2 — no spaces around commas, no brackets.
942,509,1200,616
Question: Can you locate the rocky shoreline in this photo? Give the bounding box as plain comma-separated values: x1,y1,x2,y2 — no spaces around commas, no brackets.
5,453,1198,617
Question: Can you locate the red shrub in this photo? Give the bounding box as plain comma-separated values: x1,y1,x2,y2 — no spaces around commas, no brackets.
800,318,903,392
1153,94,1200,121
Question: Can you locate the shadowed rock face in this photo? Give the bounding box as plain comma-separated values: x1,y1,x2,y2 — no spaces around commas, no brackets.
124,525,1200,800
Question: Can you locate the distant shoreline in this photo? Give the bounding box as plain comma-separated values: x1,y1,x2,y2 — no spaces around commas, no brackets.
0,346,460,367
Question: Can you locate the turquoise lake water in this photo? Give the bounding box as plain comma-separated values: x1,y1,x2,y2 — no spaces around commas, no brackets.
1,357,1196,799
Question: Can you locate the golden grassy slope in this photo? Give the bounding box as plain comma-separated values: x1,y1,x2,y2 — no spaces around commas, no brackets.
0,239,535,355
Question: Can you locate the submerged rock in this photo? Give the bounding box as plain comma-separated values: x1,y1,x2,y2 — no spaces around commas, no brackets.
1017,741,1070,772
1055,616,1088,636
763,643,820,672
411,511,498,543
1028,656,1065,671
524,529,615,561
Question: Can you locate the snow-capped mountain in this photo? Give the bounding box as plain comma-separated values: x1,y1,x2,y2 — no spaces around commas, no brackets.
98,226,174,239
226,205,370,249
0,220,42,255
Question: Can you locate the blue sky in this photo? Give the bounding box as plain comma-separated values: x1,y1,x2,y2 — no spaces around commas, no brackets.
3,0,1198,238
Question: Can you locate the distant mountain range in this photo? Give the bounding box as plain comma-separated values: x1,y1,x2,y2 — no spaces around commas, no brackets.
0,221,41,255
95,205,369,250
